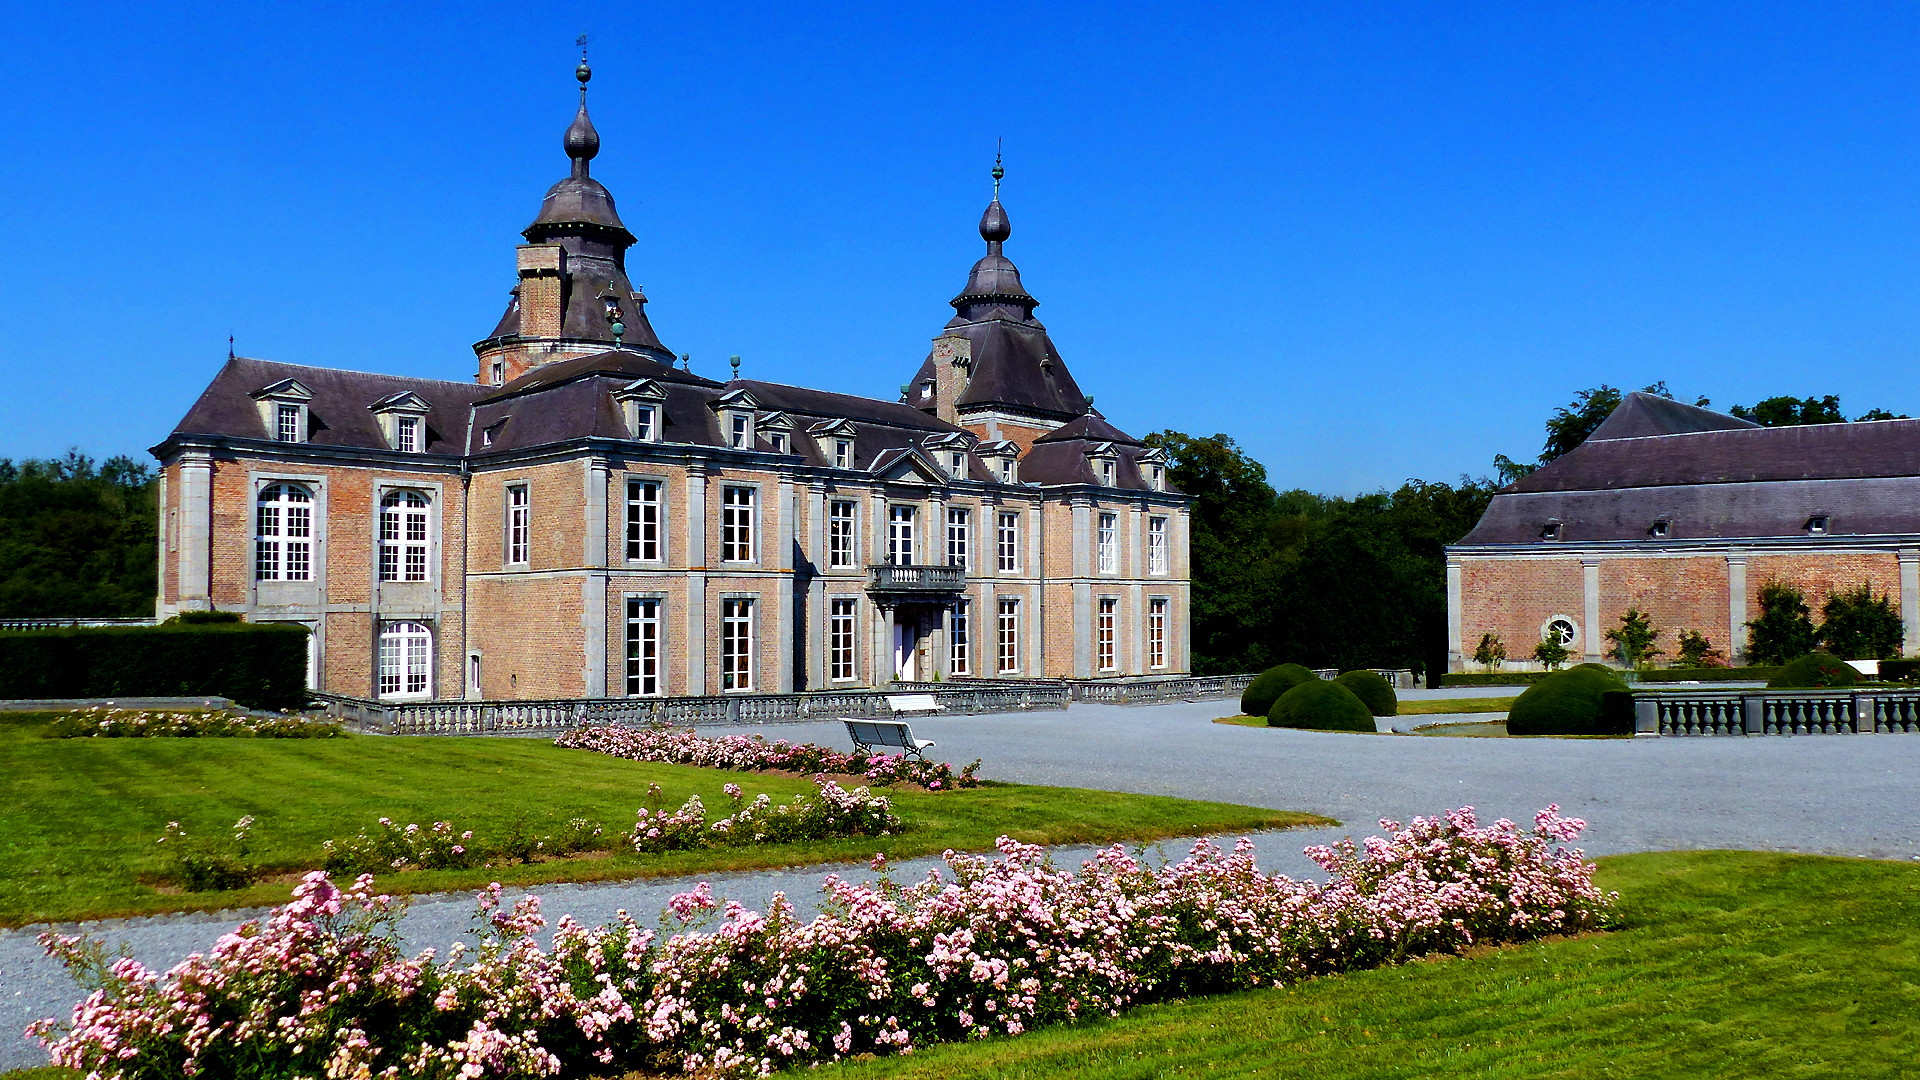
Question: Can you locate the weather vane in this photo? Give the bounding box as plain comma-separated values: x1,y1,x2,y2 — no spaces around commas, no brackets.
993,137,1004,198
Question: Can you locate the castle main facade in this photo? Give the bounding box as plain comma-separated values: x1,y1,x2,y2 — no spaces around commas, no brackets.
151,64,1193,702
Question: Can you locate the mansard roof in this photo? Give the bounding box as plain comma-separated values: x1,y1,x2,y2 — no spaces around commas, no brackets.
166,357,487,454
1034,412,1142,446
1459,399,1920,545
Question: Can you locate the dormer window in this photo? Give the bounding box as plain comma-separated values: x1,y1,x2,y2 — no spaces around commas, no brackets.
252,378,313,445
396,416,420,453
1648,519,1669,539
730,413,751,448
369,391,433,453
1807,515,1830,535
1101,460,1116,486
1541,522,1562,542
920,381,934,402
1001,459,1016,484
276,404,301,443
1149,465,1164,489
836,439,853,468
769,431,788,454
612,379,667,443
634,406,655,441
950,452,967,477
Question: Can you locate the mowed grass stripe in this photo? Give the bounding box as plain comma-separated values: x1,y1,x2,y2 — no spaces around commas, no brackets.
0,713,1323,926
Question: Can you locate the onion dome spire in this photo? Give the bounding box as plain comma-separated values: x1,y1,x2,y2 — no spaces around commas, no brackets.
564,41,600,178
980,143,1010,251
952,148,1034,319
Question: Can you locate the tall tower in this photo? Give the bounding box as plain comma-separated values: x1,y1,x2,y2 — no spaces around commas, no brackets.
473,54,671,386
905,157,1089,451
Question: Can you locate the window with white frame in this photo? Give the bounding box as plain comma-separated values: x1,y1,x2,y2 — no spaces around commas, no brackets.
951,599,971,675
830,597,857,681
1148,516,1169,575
626,479,661,562
255,482,313,581
396,415,420,453
625,597,661,696
632,405,656,442
1097,512,1118,573
888,504,916,564
999,457,1016,484
378,620,432,698
1148,464,1164,490
1148,597,1168,669
1097,597,1118,671
728,413,751,449
274,403,302,443
834,439,853,469
949,451,967,477
946,507,970,568
379,489,430,582
722,486,756,562
997,597,1021,674
768,431,788,454
1100,459,1116,486
721,598,754,690
490,360,505,386
505,484,530,565
997,512,1019,573
828,500,857,569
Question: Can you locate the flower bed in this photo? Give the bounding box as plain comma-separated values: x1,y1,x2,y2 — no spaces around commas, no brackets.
34,805,1611,1079
632,778,899,852
43,705,342,739
556,723,980,790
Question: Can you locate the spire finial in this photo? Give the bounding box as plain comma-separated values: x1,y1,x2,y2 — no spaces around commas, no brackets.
992,138,1003,199
227,334,235,360
563,40,601,177
730,354,742,380
575,33,591,92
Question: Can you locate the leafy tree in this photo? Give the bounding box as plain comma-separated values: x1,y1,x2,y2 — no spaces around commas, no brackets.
1531,636,1569,670
1505,381,1705,479
1473,632,1506,673
1857,407,1910,422
1730,395,1845,426
1604,608,1662,667
1746,581,1820,665
0,451,157,617
1676,629,1726,668
1820,585,1903,661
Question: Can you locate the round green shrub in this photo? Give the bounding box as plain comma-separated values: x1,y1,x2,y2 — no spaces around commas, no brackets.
1767,652,1859,689
1334,669,1397,716
1506,666,1630,736
1267,680,1377,732
1239,663,1318,717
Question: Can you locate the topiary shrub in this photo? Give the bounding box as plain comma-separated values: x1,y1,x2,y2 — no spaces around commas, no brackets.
1767,652,1859,689
1506,666,1630,736
1239,663,1318,717
1334,669,1397,717
1267,680,1377,732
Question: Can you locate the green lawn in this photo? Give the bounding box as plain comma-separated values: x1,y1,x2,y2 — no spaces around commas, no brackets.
0,712,1323,927
1396,696,1519,716
819,850,1920,1079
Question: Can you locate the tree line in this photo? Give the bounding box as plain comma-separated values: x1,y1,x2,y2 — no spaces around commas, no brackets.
0,452,158,618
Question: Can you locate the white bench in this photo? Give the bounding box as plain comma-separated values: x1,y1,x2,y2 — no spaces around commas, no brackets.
842,718,936,760
885,694,943,716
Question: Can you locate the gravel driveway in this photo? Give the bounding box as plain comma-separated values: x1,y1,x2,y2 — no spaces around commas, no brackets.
7,692,1917,1070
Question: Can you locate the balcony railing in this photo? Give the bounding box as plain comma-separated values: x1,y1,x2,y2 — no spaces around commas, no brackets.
866,563,966,593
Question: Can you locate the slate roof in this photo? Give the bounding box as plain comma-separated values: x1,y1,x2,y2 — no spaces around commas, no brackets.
1458,394,1920,544
165,357,489,455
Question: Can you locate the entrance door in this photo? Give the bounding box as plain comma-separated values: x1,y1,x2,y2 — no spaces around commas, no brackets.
894,617,916,681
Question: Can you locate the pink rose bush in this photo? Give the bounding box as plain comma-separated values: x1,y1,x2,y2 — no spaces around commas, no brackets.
556,724,981,790
324,818,480,875
33,806,1613,1080
631,778,899,852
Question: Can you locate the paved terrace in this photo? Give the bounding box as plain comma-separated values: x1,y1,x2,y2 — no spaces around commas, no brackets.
6,689,1918,1069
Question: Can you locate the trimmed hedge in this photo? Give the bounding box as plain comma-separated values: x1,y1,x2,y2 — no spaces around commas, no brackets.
1767,653,1858,689
1240,664,1318,717
1334,669,1397,717
0,623,310,709
1267,680,1377,732
1506,666,1631,736
1443,665,1779,687
1879,659,1920,683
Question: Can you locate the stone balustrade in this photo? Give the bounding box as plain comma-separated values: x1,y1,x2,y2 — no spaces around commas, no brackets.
1629,689,1920,736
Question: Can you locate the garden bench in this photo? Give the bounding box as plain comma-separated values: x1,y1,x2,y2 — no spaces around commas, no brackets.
885,693,943,716
842,718,936,760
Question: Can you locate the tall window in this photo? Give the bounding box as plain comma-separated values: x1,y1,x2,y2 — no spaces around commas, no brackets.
1100,459,1116,486
505,484,529,565
1097,512,1118,574
999,458,1016,484
949,451,967,477
378,621,432,698
626,597,661,696
275,403,301,443
626,480,661,561
721,598,754,690
379,490,430,582
255,483,313,581
768,431,788,454
722,486,756,562
1097,598,1117,671
396,415,420,453
490,360,505,386
1148,516,1169,575
835,439,852,468
830,598,857,681
888,505,916,564
951,599,971,675
996,598,1021,674
729,414,750,449
997,512,1020,573
1149,598,1168,669
828,500,857,568
946,507,970,569
632,405,656,441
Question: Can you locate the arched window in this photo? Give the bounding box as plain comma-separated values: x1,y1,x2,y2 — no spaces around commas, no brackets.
378,621,432,698
379,490,430,582
255,483,313,581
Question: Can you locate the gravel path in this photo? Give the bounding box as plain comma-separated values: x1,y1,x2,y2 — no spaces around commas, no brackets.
8,690,1918,1070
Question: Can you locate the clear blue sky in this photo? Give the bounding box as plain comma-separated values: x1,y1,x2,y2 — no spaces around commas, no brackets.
4,2,1917,494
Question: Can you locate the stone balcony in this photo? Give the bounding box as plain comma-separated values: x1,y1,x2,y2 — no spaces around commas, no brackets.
865,563,966,595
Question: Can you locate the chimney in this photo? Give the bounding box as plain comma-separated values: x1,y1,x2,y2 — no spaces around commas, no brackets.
927,335,972,424
515,244,565,339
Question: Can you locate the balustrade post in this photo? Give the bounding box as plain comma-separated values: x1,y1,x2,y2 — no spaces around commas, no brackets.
1741,695,1764,735
1633,696,1659,735
1854,692,1876,734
